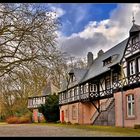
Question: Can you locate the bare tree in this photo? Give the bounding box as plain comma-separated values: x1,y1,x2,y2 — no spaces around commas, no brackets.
0,3,60,77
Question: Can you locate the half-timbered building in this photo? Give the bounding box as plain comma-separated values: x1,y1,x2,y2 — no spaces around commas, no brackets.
58,21,140,128
28,79,59,122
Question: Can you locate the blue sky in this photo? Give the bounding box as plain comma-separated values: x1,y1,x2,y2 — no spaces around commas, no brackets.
47,3,117,36
45,3,140,58
60,3,117,36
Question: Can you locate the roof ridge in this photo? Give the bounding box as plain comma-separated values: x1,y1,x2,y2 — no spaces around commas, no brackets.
89,38,128,63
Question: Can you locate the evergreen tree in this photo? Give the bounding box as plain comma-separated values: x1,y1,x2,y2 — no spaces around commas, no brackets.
38,94,59,122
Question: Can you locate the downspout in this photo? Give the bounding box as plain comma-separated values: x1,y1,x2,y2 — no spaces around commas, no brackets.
66,75,70,123
121,87,124,128
78,84,80,124
120,63,124,128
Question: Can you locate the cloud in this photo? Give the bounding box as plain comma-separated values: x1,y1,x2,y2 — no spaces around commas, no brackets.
50,6,65,18
75,6,88,24
58,3,140,59
46,4,65,19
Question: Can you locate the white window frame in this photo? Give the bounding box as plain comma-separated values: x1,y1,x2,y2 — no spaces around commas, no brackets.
80,85,83,94
127,94,135,117
129,60,135,75
76,87,79,95
138,57,140,72
90,84,97,92
84,83,88,93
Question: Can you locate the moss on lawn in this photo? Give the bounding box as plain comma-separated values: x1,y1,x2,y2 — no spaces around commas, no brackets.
33,122,140,136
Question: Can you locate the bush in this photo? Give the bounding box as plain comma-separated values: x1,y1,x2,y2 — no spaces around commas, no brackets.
18,117,31,124
6,115,32,124
6,116,19,124
134,124,140,129
67,121,72,125
74,123,79,125
56,120,61,123
61,121,66,124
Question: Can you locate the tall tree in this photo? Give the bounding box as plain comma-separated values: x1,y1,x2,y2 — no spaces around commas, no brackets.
38,94,59,122
0,3,60,77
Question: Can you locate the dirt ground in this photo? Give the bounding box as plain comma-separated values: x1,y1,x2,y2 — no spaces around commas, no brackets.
0,123,117,137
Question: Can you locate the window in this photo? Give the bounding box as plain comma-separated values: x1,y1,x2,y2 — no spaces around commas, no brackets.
132,35,139,44
74,88,77,96
70,74,76,83
103,57,112,66
62,93,64,100
72,89,74,97
138,57,140,72
59,94,61,101
129,60,135,75
29,99,32,106
65,109,68,118
84,83,88,93
66,92,68,98
113,73,118,83
63,92,66,99
80,85,83,94
43,97,46,103
69,90,72,97
90,84,97,92
127,94,135,117
72,105,77,119
76,87,79,95
105,76,111,89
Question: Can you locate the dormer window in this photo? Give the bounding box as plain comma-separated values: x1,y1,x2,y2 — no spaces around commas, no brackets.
132,35,139,44
70,74,76,83
103,56,112,66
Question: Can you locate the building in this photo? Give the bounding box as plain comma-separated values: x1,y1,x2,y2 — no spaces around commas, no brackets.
58,20,140,128
27,79,59,122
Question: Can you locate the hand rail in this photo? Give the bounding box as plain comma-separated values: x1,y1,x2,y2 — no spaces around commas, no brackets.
90,97,114,123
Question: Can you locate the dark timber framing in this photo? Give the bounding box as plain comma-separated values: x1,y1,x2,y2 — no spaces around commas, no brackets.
59,23,140,115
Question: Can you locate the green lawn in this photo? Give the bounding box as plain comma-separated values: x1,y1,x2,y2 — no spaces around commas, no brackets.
1,121,140,136
34,122,140,136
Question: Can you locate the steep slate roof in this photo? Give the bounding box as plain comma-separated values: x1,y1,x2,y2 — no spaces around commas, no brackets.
71,68,88,83
59,38,129,93
60,79,68,92
80,38,129,83
60,68,88,92
130,24,140,33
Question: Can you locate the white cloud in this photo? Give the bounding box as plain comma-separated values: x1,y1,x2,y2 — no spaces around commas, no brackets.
58,3,140,59
75,6,88,24
50,6,65,18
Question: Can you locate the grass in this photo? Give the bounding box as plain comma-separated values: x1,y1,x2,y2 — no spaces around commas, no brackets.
33,122,140,136
1,121,140,136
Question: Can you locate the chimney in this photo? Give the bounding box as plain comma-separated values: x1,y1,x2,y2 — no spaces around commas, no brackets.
97,49,104,57
87,52,94,68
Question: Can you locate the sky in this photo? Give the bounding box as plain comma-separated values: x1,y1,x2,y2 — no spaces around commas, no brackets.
46,3,140,59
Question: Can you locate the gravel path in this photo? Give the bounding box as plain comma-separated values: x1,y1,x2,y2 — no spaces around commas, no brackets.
0,123,116,137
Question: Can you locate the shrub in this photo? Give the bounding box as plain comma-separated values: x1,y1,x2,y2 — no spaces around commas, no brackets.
67,121,72,125
74,123,79,125
38,94,59,122
6,116,19,124
18,117,31,124
134,124,140,129
56,120,61,123
61,121,66,124
6,115,32,124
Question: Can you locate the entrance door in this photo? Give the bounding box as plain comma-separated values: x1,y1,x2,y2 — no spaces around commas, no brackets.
61,111,64,122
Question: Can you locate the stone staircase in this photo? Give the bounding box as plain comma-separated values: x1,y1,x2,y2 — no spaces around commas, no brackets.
90,97,115,126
